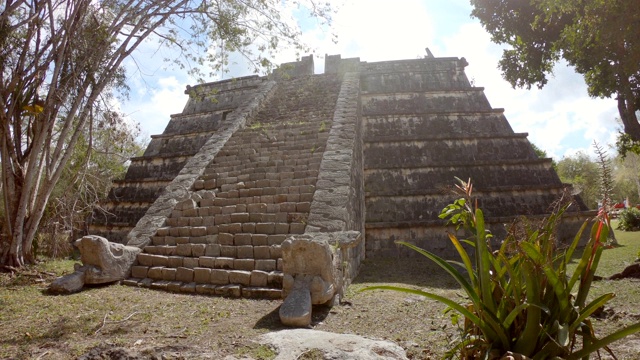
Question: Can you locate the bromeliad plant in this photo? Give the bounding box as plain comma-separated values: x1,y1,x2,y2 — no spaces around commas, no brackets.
367,178,640,359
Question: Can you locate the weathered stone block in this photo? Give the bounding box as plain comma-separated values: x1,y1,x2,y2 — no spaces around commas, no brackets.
137,253,154,266
168,256,183,268
191,244,207,257
176,243,192,256
152,236,165,246
189,236,208,245
256,259,277,272
256,223,276,234
215,284,241,297
275,223,289,233
296,202,311,212
234,233,252,246
234,259,255,271
156,227,170,236
191,226,208,237
270,245,282,259
147,266,164,280
215,257,235,269
230,213,250,223
162,268,177,281
196,284,217,295
252,234,268,246
229,270,251,286
210,269,230,285
268,235,287,246
180,282,197,293
178,227,191,237
194,267,212,283
226,223,242,233
199,256,215,268
144,246,161,255
268,271,283,287
218,232,234,245
247,203,267,213
254,246,271,259
189,217,203,227
205,244,221,257
220,245,236,258
289,223,306,234
175,237,190,244
250,270,269,287
150,280,169,290
151,255,169,267
130,266,149,279
167,281,182,292
241,222,256,233
183,257,200,269
237,245,254,259
183,208,199,217
176,267,194,283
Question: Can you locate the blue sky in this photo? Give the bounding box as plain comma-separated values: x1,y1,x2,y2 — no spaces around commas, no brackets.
119,0,620,161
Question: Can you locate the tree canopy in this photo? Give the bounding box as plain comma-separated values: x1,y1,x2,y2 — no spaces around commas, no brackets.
470,0,640,152
0,0,332,267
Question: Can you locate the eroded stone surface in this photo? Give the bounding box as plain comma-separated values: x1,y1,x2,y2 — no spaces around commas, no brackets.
279,281,312,327
77,235,141,284
259,329,409,360
47,268,85,294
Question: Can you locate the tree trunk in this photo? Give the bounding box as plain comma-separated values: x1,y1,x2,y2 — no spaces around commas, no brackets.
617,86,640,141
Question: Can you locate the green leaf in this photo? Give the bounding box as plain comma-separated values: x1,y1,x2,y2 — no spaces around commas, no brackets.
570,293,615,333
567,322,640,360
394,241,480,305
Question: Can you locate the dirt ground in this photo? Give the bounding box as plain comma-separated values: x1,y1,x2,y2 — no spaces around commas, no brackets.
2,253,640,359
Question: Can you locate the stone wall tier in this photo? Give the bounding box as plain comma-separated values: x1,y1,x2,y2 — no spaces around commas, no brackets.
364,136,537,167
365,187,574,223
364,161,561,193
361,90,493,115
362,111,513,139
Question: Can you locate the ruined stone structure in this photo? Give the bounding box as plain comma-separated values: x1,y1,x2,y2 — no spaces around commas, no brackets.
68,54,592,325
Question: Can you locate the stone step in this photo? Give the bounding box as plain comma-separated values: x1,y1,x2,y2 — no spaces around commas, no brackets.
149,231,288,246
207,161,321,176
200,168,319,182
138,245,282,263
201,164,320,180
123,277,282,299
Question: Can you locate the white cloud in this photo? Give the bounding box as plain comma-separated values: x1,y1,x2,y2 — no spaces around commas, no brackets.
120,76,188,137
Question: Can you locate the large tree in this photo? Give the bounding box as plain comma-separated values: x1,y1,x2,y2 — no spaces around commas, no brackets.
0,0,332,267
470,0,640,147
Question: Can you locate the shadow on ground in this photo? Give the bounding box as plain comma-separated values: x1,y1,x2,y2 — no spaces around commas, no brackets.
352,257,462,289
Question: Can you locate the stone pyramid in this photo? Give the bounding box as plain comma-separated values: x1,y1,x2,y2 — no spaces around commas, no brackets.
87,54,592,299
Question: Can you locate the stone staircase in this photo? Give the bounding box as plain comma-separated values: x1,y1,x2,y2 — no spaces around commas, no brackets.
124,74,343,297
88,76,268,243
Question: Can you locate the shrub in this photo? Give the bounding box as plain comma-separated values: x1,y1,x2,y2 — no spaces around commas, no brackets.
366,179,640,359
617,207,640,231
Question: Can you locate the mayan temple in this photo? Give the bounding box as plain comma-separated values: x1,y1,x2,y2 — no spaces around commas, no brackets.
75,54,592,324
